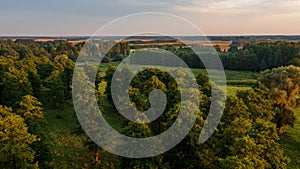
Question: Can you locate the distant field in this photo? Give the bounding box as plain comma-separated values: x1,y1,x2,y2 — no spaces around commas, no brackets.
98,62,258,96
99,62,258,80
226,86,252,96
191,68,258,86
128,40,232,52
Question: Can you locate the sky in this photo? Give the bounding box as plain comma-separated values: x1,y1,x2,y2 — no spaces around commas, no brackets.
0,0,300,36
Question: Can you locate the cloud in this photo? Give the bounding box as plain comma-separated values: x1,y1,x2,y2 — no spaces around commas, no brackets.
0,0,299,35
171,0,300,15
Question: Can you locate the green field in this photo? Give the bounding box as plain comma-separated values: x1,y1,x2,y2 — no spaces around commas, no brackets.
98,62,258,96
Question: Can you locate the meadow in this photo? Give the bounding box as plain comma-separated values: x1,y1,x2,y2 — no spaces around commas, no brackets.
99,62,258,95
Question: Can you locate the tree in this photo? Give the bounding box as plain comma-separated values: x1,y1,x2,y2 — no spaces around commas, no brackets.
289,57,300,67
54,54,75,98
17,95,44,132
161,69,208,169
0,105,39,169
215,96,289,169
83,62,102,88
237,83,274,122
2,65,32,107
35,56,54,82
259,65,300,132
0,56,12,105
17,95,52,168
20,58,42,97
104,64,117,105
120,118,161,169
196,72,212,116
45,70,66,110
130,75,166,112
73,69,107,168
162,101,208,169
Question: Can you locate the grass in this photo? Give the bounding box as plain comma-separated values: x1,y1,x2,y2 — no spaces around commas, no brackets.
98,62,258,87
280,108,300,169
43,101,90,168
43,96,123,168
226,86,252,96
98,95,125,131
97,62,255,97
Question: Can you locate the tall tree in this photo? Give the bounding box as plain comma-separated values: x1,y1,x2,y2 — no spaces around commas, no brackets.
289,57,300,67
259,65,300,132
120,119,161,169
0,105,39,169
54,54,75,98
17,95,52,168
17,95,44,132
2,65,32,107
45,70,66,110
20,58,41,98
104,64,117,105
215,96,289,169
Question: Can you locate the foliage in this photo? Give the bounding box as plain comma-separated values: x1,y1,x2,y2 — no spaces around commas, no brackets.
0,105,39,169
2,65,32,107
17,95,52,167
259,65,300,132
215,95,289,169
220,41,300,71
280,108,300,169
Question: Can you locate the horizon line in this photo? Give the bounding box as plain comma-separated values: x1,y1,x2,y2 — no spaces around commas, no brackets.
1,34,300,37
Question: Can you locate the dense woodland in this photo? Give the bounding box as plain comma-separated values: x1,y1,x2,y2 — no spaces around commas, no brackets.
168,41,300,71
0,39,300,168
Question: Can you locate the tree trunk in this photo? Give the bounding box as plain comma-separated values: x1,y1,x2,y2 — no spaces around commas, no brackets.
277,127,283,134
95,151,100,166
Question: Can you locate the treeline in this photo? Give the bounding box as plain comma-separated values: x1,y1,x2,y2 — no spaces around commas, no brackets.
7,39,300,73
126,41,300,72
220,41,300,71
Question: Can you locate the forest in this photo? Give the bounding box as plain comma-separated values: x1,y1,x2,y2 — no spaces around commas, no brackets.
0,38,300,168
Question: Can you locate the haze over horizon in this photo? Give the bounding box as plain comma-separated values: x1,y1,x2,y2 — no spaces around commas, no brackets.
1,0,300,36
